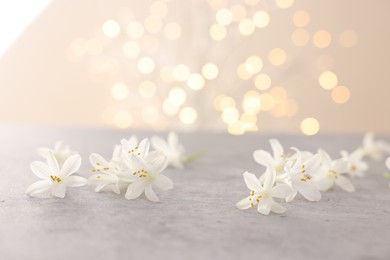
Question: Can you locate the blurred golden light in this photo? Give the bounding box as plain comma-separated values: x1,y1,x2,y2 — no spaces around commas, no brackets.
86,38,103,55
268,48,287,66
241,113,257,124
169,87,187,106
142,106,159,124
228,122,245,135
244,0,260,5
291,29,309,46
214,95,236,111
255,73,272,90
222,107,239,124
172,64,190,81
122,41,140,59
150,1,168,18
111,82,129,100
210,24,227,41
179,107,198,124
259,93,275,111
114,111,132,128
202,63,219,80
276,0,294,9
163,99,179,116
126,21,144,39
164,22,182,40
239,19,255,36
319,71,338,90
231,5,247,22
138,80,156,98
339,30,358,48
160,66,174,83
187,73,205,90
216,8,233,26
137,57,155,74
300,117,320,136
102,19,121,38
237,63,252,79
144,15,162,34
332,86,351,104
270,86,287,102
313,30,332,48
253,11,270,28
245,55,263,74
272,102,289,117
207,0,227,10
68,39,86,61
243,91,261,114
293,10,310,27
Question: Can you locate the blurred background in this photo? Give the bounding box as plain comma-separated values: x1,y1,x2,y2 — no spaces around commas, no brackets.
0,0,389,136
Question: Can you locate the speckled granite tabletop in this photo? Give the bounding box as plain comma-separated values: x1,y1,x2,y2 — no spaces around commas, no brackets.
0,125,389,260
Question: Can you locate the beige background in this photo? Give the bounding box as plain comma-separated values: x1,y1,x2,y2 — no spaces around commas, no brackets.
0,0,389,134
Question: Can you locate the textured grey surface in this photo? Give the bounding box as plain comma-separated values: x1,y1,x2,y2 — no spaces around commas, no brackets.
0,125,390,260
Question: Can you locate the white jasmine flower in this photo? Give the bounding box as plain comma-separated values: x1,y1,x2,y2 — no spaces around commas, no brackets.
236,167,292,215
122,152,173,202
362,132,390,161
386,157,390,188
88,150,123,194
283,150,322,202
26,152,86,198
151,132,186,169
253,139,291,175
340,148,368,177
314,149,354,192
37,141,76,166
120,136,150,159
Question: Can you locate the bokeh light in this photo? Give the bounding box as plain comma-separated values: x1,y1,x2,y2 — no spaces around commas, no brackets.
268,48,287,66
313,30,332,48
253,11,270,28
102,19,121,38
202,63,219,80
300,117,320,135
179,107,198,124
275,0,294,9
111,82,129,100
255,73,272,90
210,24,227,41
331,85,351,104
293,10,310,27
137,57,155,74
339,30,358,48
319,71,338,90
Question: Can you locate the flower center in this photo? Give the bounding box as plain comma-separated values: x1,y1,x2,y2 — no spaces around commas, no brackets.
50,175,62,183
92,162,110,173
327,170,338,179
351,164,357,172
132,168,149,178
248,191,262,208
128,146,141,156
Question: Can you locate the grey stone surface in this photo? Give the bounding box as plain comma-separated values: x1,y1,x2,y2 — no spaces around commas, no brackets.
0,125,390,260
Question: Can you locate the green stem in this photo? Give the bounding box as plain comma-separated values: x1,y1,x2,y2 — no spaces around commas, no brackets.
384,172,390,180
183,151,204,164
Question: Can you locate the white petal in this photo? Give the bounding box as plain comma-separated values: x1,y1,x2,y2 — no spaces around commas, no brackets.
285,190,297,203
112,184,121,194
335,175,355,192
145,152,168,174
151,136,169,152
129,153,147,172
270,200,286,214
46,152,60,172
304,154,321,173
294,180,321,201
154,174,173,190
363,132,374,147
333,159,348,174
89,153,109,168
54,141,66,151
263,167,275,190
30,161,52,180
60,154,81,177
138,138,150,157
26,180,52,196
236,196,252,210
145,185,160,202
51,184,67,198
257,199,271,215
66,176,87,187
386,157,390,170
243,172,262,191
125,181,146,200
270,139,284,160
168,132,179,147
253,150,274,167
315,176,334,191
270,183,291,199
318,149,332,169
